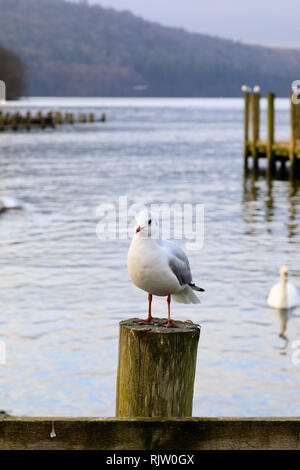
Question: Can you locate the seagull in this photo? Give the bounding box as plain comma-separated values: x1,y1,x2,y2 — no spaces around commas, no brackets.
253,85,261,94
127,210,205,327
0,197,23,213
241,85,252,93
268,266,300,310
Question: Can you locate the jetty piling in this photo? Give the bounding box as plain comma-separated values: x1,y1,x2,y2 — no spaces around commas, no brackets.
243,91,250,168
251,92,260,172
244,91,300,178
267,92,275,176
116,318,200,418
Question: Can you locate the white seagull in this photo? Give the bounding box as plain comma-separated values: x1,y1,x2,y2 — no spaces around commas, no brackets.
127,210,204,327
268,266,300,310
241,85,252,94
0,197,23,213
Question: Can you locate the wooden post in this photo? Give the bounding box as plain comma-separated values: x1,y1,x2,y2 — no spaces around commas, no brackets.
88,113,94,123
251,93,260,172
11,113,18,131
295,97,300,141
266,93,275,176
116,318,200,418
79,113,87,123
55,111,62,124
243,92,250,170
25,112,31,131
290,94,297,179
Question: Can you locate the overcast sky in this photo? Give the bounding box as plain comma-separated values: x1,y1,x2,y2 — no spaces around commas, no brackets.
83,0,300,48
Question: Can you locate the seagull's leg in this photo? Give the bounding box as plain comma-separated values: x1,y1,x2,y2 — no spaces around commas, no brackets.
147,293,153,322
135,293,154,324
162,295,177,328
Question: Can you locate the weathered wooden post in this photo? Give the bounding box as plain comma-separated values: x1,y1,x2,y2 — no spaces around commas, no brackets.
79,113,87,123
11,113,18,131
295,96,300,141
251,92,260,172
116,318,200,418
25,111,31,131
290,94,297,179
4,113,10,128
88,113,94,123
46,112,55,128
243,92,250,170
55,111,62,124
266,93,275,176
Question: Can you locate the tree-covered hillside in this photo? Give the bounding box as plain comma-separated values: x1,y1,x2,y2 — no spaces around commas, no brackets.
0,0,299,97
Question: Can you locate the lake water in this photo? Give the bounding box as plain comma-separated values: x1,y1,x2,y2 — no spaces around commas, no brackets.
0,97,300,417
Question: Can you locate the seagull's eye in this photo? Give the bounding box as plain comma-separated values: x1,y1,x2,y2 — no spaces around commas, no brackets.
148,219,151,225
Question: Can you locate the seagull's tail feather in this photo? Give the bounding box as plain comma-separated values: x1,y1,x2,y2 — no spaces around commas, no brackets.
189,283,205,292
172,285,200,304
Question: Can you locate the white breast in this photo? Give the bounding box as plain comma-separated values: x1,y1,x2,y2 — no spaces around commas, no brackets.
127,237,182,297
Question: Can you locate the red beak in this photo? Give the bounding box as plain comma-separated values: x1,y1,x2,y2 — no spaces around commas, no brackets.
136,225,141,233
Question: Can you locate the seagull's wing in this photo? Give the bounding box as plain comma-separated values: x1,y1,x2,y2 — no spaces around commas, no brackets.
160,240,193,286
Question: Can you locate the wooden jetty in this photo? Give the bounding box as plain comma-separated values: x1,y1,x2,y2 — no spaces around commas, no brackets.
0,417,300,449
244,92,300,179
0,320,299,450
0,110,106,131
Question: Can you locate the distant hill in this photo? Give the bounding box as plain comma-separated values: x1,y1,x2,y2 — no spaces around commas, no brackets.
0,0,299,97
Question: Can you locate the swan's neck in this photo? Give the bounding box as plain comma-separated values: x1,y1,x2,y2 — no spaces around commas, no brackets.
279,279,288,309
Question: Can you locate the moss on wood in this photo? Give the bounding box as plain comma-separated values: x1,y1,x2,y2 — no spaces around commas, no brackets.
116,318,200,418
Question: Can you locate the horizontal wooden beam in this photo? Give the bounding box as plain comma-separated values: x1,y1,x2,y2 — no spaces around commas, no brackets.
0,418,300,450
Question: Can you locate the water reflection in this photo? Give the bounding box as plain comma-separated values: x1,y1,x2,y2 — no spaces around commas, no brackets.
287,179,300,239
278,308,289,347
242,174,300,240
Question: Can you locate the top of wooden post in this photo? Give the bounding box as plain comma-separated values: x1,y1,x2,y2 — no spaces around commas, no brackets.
119,318,200,336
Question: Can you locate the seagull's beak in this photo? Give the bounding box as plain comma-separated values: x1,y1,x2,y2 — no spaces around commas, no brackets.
136,225,141,233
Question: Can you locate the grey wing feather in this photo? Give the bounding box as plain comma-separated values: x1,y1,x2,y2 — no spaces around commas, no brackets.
163,241,192,286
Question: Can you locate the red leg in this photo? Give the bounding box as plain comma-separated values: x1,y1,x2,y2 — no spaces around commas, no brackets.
162,295,177,328
135,293,153,324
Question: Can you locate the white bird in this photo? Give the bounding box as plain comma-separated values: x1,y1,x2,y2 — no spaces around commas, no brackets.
253,85,261,94
268,266,300,310
241,85,252,93
127,210,204,327
0,197,23,213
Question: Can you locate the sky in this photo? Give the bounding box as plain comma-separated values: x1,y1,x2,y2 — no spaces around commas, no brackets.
81,0,300,48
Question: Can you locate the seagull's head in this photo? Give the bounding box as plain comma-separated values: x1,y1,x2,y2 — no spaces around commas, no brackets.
134,210,157,238
280,266,288,282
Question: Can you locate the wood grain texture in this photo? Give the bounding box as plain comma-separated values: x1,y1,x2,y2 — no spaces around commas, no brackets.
116,318,200,418
0,418,300,450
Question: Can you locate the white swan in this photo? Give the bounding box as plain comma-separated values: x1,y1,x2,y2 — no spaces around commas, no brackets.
268,266,300,310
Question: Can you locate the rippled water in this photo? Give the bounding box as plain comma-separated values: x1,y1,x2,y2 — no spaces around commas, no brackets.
0,97,300,417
